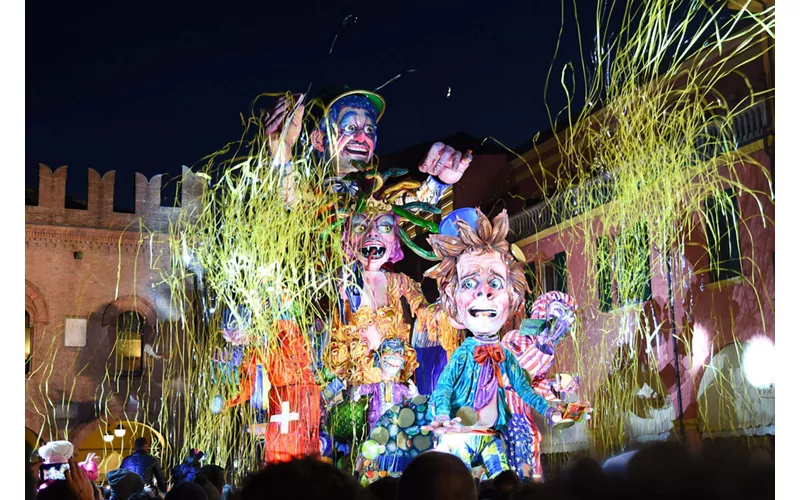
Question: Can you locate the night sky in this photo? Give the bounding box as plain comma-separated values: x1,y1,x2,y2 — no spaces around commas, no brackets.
27,0,602,209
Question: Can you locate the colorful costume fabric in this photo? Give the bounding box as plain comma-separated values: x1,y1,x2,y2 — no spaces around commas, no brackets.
227,320,321,463
356,381,417,429
412,317,456,395
413,346,448,394
501,291,579,478
437,432,510,478
326,271,454,386
430,337,554,427
358,395,435,483
430,336,555,478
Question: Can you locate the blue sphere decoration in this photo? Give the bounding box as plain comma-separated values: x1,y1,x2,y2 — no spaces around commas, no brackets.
439,208,480,237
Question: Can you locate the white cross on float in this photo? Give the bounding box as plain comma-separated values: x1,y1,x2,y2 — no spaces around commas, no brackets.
269,401,300,434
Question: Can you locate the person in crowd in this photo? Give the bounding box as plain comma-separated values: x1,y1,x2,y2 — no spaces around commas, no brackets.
220,484,240,500
107,468,146,500
173,449,205,485
165,481,209,500
195,465,225,500
367,476,398,500
397,451,478,500
120,437,168,494
35,457,98,500
240,457,371,500
493,470,522,499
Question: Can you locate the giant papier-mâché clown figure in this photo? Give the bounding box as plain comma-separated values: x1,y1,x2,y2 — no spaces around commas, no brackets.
501,290,591,479
422,208,564,479
218,86,474,468
264,87,472,212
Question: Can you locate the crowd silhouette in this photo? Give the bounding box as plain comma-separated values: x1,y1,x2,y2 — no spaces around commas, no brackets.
26,439,775,500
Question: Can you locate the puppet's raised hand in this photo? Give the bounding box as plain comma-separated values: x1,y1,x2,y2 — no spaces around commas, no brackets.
418,142,473,185
265,94,305,163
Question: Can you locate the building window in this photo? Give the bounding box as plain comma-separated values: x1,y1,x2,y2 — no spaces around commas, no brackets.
115,311,144,377
25,311,32,374
597,237,614,313
704,188,742,283
541,251,567,294
597,223,652,312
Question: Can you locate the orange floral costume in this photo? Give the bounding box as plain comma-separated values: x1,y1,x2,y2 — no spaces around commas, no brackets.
325,271,458,386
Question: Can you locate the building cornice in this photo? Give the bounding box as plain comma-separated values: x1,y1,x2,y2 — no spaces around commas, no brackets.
25,224,171,248
513,138,770,249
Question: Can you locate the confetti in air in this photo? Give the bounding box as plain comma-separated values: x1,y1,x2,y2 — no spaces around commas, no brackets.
509,0,774,462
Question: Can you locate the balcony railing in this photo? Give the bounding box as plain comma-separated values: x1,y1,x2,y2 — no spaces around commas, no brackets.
508,100,770,243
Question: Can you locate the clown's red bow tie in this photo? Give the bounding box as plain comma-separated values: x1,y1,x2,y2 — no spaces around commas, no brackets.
474,343,505,381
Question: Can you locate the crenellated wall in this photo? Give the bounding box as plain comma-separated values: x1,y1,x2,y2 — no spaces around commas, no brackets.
25,164,205,232
24,164,205,453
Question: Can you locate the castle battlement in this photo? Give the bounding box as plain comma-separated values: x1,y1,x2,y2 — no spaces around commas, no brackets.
25,164,205,232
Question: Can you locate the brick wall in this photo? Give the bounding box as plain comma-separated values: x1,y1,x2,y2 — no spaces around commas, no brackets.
25,165,203,446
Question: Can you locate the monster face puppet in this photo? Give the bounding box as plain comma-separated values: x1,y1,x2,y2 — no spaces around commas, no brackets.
376,338,408,381
347,211,403,272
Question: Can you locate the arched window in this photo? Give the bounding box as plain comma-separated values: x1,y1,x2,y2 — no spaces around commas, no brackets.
25,311,32,374
115,311,145,376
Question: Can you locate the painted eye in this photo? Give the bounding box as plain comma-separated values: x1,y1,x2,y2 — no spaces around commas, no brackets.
353,224,366,234
379,224,392,234
489,278,504,290
462,278,477,290
365,125,375,135
344,124,356,133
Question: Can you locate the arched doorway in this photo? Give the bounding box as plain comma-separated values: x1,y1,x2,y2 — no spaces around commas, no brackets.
75,419,166,483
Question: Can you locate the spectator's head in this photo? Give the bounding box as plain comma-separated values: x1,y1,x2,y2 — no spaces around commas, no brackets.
626,442,712,500
166,481,209,500
493,470,522,494
367,476,399,500
195,472,222,500
510,483,541,500
129,494,154,500
241,457,370,500
135,437,149,452
398,451,478,500
107,468,145,500
198,464,226,493
559,456,606,497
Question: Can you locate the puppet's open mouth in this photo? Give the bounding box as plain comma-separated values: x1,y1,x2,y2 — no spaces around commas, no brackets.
345,143,370,157
360,244,386,259
382,356,404,370
469,308,498,318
